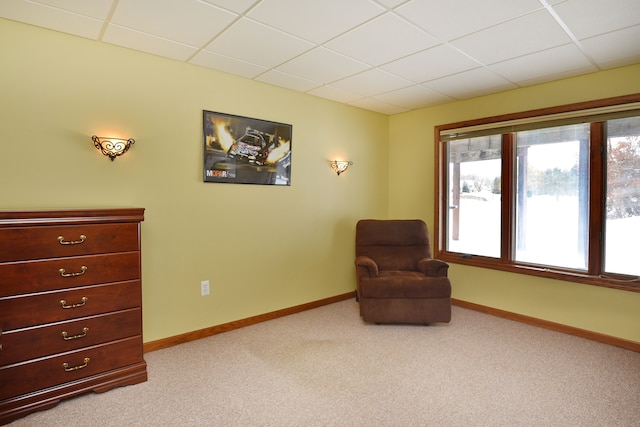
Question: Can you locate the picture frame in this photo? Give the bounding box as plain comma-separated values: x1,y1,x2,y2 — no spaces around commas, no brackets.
203,110,292,186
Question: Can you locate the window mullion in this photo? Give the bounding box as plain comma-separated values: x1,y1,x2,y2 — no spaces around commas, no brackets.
501,133,514,263
589,122,605,276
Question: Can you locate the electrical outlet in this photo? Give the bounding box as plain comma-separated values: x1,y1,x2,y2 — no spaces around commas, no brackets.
200,280,210,296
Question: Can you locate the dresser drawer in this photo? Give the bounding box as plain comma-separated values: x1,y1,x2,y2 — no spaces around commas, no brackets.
0,223,140,262
0,280,141,330
0,252,140,296
0,308,142,365
0,336,144,401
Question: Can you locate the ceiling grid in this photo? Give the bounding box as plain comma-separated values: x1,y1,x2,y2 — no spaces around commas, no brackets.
1,0,638,114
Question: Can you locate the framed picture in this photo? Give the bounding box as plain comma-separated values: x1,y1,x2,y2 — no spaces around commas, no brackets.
203,110,292,186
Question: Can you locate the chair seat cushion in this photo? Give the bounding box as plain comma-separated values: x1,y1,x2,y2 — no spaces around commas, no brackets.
360,271,451,299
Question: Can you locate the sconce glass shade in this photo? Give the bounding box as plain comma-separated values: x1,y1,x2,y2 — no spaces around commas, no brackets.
92,135,135,161
330,160,353,176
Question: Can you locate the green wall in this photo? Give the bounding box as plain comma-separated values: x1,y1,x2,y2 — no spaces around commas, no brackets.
1,17,638,345
388,64,640,342
0,19,388,342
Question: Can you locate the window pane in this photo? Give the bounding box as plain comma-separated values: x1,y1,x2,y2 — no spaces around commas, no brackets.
446,135,501,257
514,124,590,270
605,117,640,276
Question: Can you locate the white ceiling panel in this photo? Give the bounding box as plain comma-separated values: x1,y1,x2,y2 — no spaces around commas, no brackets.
489,44,597,86
0,0,106,39
28,0,114,19
276,47,371,84
396,0,543,42
189,50,268,79
111,0,237,48
204,18,314,68
581,25,640,69
380,44,481,83
349,97,406,115
375,0,407,7
553,0,640,40
1,0,639,115
306,85,363,104
331,68,413,97
103,24,198,61
424,68,517,100
201,0,257,14
373,84,454,109
255,70,321,92
325,13,439,66
247,0,384,44
452,10,572,65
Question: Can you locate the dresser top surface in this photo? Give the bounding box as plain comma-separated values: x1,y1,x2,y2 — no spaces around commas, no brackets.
0,208,145,226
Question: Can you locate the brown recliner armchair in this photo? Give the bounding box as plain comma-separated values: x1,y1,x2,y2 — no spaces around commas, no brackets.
355,219,452,324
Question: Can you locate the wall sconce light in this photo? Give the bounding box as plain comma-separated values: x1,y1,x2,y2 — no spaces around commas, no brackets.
330,160,353,176
92,135,135,161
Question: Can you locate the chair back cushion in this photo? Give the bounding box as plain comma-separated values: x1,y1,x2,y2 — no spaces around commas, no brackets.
356,219,432,271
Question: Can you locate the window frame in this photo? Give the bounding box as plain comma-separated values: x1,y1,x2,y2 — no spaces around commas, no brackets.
434,94,640,293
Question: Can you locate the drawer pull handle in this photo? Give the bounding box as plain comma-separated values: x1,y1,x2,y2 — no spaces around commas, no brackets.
59,266,88,277
62,327,89,340
63,357,90,372
58,234,86,245
60,296,88,309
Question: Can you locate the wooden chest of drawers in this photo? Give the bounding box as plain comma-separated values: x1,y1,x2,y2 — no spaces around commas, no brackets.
0,208,147,425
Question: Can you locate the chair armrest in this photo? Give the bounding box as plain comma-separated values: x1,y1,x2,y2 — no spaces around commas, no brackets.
417,258,449,277
355,256,378,278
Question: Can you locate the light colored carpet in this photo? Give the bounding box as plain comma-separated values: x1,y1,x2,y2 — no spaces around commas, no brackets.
9,300,640,426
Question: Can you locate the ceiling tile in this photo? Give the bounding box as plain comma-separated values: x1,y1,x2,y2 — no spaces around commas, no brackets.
255,70,321,92
581,25,640,69
325,13,439,66
396,0,542,42
0,0,107,39
190,50,268,79
103,24,198,61
553,0,640,40
380,44,481,83
373,84,454,109
452,9,571,65
29,0,114,19
424,68,517,99
111,0,237,47
489,43,597,86
307,86,363,104
375,0,407,7
276,47,371,84
331,68,414,97
200,0,257,14
204,18,314,68
349,97,407,115
247,0,384,44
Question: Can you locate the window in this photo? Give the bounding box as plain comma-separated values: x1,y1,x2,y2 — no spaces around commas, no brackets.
435,95,640,292
605,116,640,277
446,135,501,258
514,124,590,270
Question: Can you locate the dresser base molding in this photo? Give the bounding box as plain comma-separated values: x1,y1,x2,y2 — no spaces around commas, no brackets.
0,362,147,425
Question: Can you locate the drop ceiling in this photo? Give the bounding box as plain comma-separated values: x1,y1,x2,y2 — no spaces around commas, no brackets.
2,0,640,115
